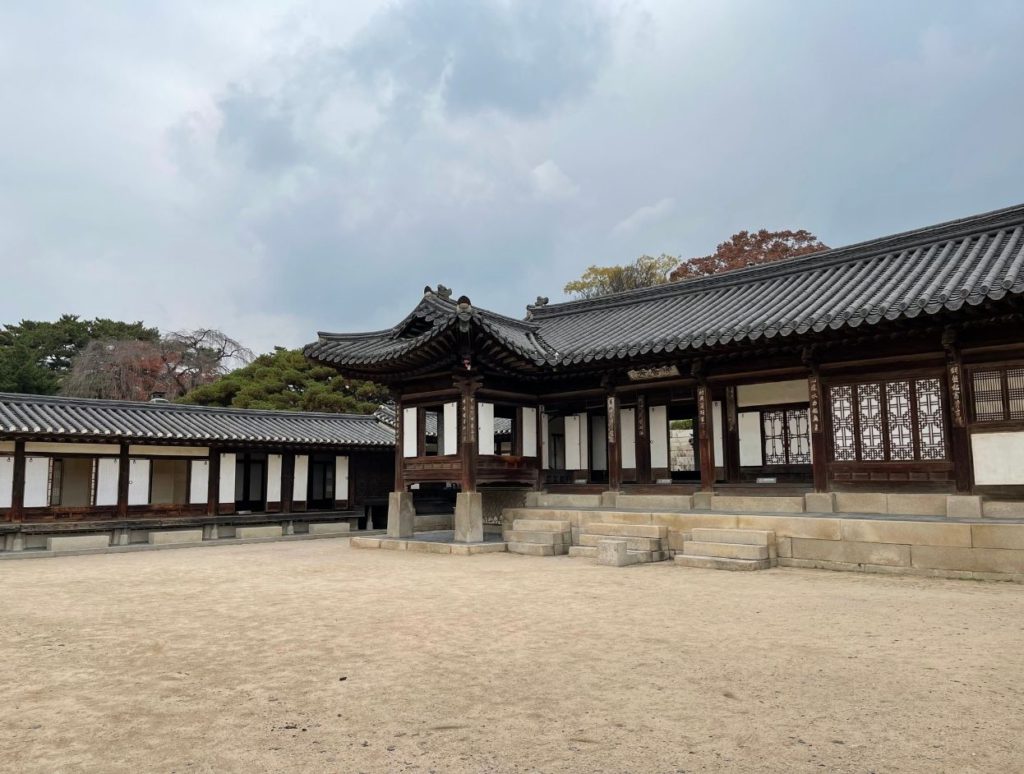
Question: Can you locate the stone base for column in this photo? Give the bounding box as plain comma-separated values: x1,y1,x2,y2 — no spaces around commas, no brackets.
454,492,483,543
600,491,619,508
387,491,415,538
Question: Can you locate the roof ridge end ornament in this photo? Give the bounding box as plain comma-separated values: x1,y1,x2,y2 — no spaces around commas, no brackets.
436,284,453,300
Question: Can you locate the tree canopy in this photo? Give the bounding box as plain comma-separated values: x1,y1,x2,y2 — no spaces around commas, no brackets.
563,255,678,299
0,315,159,395
179,347,388,414
670,229,828,280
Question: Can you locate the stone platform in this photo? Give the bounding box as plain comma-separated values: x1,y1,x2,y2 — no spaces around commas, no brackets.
351,530,508,555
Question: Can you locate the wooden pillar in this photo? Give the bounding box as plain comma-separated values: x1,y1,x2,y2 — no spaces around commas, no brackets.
206,449,220,516
393,394,405,493
10,440,25,522
116,442,130,519
697,382,715,492
943,328,972,493
457,377,480,492
807,370,829,493
724,386,740,483
636,394,651,484
606,391,622,491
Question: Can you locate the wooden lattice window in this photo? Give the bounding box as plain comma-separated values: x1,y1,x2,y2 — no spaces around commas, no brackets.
828,379,948,462
971,367,1024,423
762,407,811,465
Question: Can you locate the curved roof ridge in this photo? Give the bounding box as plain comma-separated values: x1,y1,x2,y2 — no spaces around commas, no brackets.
529,201,1024,320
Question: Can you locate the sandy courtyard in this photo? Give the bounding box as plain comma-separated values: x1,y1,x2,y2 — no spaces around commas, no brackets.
0,540,1021,773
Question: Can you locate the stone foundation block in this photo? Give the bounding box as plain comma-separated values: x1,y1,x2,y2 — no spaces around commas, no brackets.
691,528,775,546
584,523,667,538
886,494,947,517
684,541,769,561
507,542,555,556
971,523,1024,550
387,491,416,538
535,493,602,507
911,545,1024,574
804,493,835,513
580,534,661,551
405,540,451,554
202,524,219,540
451,542,508,555
308,522,352,536
235,525,283,539
736,514,842,541
350,537,381,549
379,539,407,550
617,495,693,511
504,530,569,545
675,554,771,571
148,529,204,545
586,510,654,526
455,491,484,543
600,491,619,507
46,534,111,551
981,500,1024,519
511,519,571,532
834,493,887,514
791,537,910,567
667,531,686,551
946,496,983,519
692,492,715,510
712,495,805,513
777,536,792,558
840,519,971,547
524,492,542,507
597,539,637,567
568,545,598,558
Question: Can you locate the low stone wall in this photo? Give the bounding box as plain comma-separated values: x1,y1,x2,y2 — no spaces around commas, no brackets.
503,507,1024,581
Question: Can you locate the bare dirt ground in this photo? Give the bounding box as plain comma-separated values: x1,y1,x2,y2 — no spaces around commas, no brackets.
1,540,1021,774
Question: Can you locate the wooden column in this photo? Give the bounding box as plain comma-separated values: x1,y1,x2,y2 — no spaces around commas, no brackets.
807,370,828,493
10,440,25,522
724,386,740,483
606,392,622,491
697,382,715,492
393,393,405,493
943,328,972,493
457,377,480,492
636,394,651,484
116,442,130,519
206,449,220,517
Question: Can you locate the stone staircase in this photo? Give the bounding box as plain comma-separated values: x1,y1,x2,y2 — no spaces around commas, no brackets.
504,519,572,556
675,528,777,571
568,522,670,565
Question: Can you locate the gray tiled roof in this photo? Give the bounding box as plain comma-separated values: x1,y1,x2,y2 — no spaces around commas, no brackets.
307,202,1024,371
0,393,394,447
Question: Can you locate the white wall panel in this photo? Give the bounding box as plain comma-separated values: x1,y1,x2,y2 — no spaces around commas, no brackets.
95,457,119,506
189,460,209,504
24,457,49,508
293,455,309,501
972,431,1024,485
738,379,809,407
218,452,235,504
267,454,283,502
0,455,13,508
738,411,763,467
620,408,636,468
335,456,350,502
564,414,582,470
478,402,495,455
649,405,668,468
521,407,537,457
128,459,150,505
402,407,418,458
712,401,724,465
443,402,459,455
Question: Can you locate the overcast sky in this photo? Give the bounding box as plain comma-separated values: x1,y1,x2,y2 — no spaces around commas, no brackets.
2,1,1022,353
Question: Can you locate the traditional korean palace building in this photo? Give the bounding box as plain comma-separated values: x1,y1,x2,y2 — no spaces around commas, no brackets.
0,393,394,553
307,203,1024,579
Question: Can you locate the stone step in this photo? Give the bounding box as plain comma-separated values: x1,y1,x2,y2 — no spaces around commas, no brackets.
579,533,663,551
684,541,769,561
675,554,772,571
507,542,569,557
568,545,598,558
582,523,667,539
503,530,570,545
690,528,775,546
512,519,572,532
568,544,669,563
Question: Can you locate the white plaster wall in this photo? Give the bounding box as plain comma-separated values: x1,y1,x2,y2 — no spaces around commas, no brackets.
443,402,458,455
293,455,309,501
26,442,119,455
521,407,537,457
620,408,636,468
0,455,13,508
267,454,283,502
478,402,495,455
402,407,418,458
24,457,49,507
95,457,119,506
335,456,349,502
128,459,150,505
218,452,235,504
189,460,209,504
564,414,582,470
649,405,669,468
128,445,209,457
737,379,809,407
541,412,550,468
712,401,724,465
972,432,1024,485
738,411,763,466
591,415,608,471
